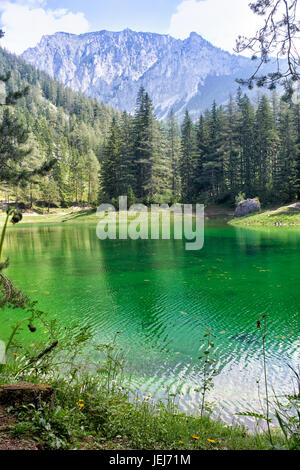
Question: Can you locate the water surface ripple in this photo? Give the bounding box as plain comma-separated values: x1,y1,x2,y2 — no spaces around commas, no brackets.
1,221,299,427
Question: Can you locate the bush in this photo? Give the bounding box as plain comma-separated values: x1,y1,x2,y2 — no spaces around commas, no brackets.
235,192,246,206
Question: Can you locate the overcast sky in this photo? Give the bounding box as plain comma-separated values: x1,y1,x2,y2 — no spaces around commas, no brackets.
0,0,263,55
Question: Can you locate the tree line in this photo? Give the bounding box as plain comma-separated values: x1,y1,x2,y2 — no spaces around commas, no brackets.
0,47,118,209
0,47,299,210
102,87,300,206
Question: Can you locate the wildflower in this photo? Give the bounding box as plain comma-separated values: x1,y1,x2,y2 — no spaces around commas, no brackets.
148,394,152,397
207,439,216,444
192,435,200,440
86,393,91,397
76,402,84,408
179,441,184,444
13,353,18,356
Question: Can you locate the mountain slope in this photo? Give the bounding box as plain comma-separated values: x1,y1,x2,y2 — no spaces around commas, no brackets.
23,29,274,119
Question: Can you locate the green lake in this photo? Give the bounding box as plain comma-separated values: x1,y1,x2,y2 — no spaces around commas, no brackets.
1,220,299,426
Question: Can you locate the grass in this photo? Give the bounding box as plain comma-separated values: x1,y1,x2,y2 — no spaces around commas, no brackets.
0,318,295,452
0,208,99,226
0,203,235,228
0,366,286,451
229,204,300,227
1,203,299,229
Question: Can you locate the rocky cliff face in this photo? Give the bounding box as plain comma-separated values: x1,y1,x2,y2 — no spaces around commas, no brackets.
22,29,271,119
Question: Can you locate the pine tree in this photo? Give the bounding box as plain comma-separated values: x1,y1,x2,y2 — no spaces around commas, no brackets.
221,96,240,195
255,95,280,198
194,115,210,198
236,93,256,195
275,102,298,202
86,149,100,205
0,32,55,185
201,102,224,200
180,110,198,202
166,108,181,201
133,87,159,202
101,117,121,201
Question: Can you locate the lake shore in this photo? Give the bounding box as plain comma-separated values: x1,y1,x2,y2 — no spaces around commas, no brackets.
1,203,300,233
229,203,300,227
0,204,235,227
0,372,287,451
1,205,299,451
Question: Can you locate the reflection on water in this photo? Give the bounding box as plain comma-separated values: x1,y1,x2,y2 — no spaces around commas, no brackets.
1,222,299,427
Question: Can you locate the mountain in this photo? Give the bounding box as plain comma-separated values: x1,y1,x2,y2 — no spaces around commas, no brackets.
22,29,274,119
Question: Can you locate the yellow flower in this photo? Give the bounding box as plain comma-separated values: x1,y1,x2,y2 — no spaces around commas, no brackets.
179,441,184,444
13,353,18,356
192,435,200,440
207,439,216,444
76,402,84,408
86,393,91,397
148,394,152,397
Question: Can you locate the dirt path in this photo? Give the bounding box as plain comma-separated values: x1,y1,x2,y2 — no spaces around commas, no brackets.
0,405,38,450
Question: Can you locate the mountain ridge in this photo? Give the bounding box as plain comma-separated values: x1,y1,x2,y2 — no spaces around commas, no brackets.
22,28,274,119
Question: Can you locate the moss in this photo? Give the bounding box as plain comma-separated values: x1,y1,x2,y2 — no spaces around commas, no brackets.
0,382,54,407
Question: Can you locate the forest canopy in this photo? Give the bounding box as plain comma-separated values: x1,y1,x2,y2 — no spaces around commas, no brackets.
0,47,299,209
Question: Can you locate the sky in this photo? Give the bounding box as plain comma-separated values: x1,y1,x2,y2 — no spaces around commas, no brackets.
0,0,264,55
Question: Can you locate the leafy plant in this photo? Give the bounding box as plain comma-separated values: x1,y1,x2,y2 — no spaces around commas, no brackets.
235,192,246,206
196,327,219,418
273,366,300,450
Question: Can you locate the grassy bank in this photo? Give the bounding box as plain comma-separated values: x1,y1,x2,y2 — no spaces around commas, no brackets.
0,362,287,451
0,204,234,227
3,204,300,229
0,319,298,451
0,208,98,226
229,204,300,227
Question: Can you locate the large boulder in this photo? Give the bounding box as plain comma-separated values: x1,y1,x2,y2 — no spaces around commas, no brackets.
235,198,261,218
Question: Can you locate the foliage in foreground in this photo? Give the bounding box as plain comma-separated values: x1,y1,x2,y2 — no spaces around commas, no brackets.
0,326,290,451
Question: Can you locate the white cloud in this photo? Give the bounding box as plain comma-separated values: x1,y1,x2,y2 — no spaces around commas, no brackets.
168,0,264,55
0,1,90,54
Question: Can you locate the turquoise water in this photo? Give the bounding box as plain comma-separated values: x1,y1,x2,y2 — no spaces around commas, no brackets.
1,221,299,426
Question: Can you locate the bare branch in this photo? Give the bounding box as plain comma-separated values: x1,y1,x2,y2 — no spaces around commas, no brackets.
235,0,300,93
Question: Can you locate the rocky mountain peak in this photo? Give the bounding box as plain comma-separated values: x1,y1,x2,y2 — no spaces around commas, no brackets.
22,29,273,119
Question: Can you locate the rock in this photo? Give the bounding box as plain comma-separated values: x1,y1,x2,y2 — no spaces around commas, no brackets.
235,199,261,218
22,30,277,120
0,382,55,409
